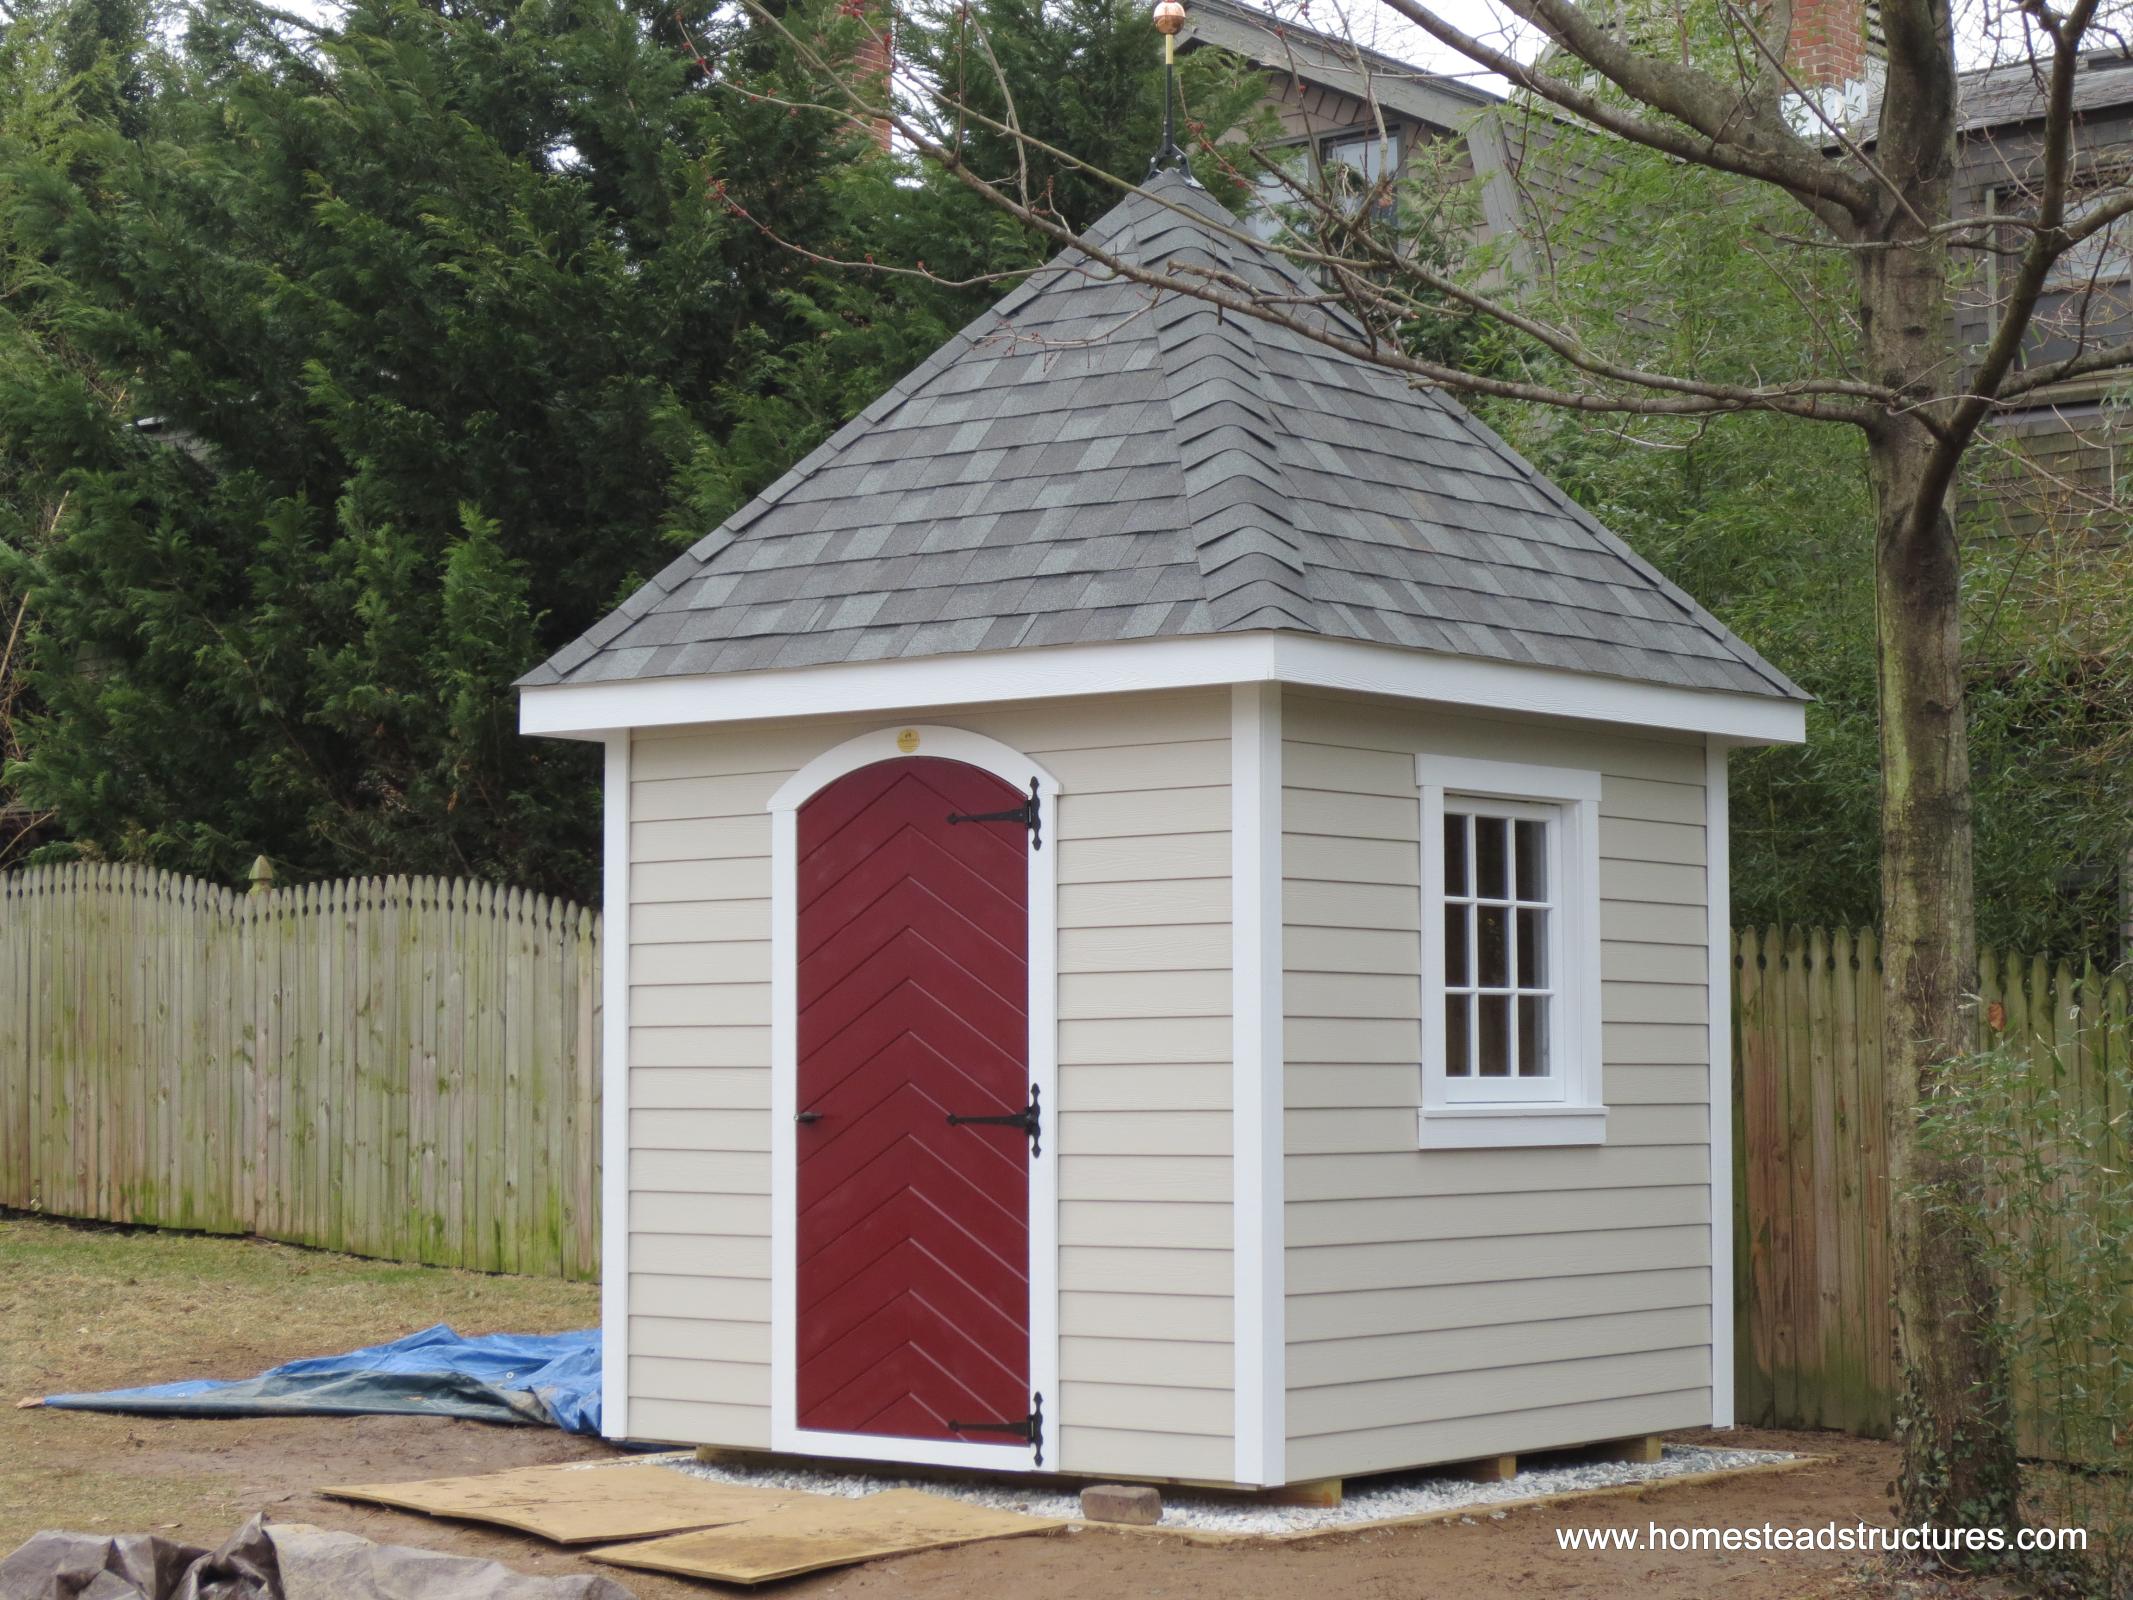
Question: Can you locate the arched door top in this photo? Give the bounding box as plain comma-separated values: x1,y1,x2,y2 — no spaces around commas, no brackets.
770,726,1060,816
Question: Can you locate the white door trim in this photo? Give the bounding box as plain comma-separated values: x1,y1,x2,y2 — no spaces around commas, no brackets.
767,724,1061,1472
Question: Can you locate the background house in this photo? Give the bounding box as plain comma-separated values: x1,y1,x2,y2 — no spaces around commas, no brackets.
1178,0,1499,232
1946,52,2133,543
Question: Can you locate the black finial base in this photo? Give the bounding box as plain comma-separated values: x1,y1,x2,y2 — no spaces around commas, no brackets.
1146,60,1200,183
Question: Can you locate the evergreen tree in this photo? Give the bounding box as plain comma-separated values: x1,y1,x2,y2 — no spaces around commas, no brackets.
898,0,1272,227
0,0,1272,895
0,0,903,893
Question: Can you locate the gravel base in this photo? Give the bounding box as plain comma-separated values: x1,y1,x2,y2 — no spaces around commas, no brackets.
668,1443,1793,1535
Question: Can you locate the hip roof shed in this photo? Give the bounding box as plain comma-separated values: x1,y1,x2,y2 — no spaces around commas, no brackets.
518,170,1807,1490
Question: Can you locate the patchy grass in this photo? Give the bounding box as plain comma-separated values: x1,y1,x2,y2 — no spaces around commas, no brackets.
0,1210,597,1550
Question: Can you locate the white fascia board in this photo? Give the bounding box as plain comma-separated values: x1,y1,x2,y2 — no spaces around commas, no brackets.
519,633,1808,746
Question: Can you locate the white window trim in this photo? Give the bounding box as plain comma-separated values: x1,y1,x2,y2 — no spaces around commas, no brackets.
766,725,1060,1472
1417,754,1605,1149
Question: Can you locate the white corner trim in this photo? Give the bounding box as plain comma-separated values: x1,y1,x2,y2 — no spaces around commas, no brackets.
1416,753,1606,1145
599,733,631,1442
521,633,1808,746
1706,738,1737,1430
1231,683,1285,1488
767,724,1060,1472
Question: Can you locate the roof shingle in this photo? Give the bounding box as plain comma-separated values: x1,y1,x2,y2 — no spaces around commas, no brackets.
520,174,1803,702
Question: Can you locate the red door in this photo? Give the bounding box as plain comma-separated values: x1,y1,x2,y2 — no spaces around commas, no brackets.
794,757,1032,1446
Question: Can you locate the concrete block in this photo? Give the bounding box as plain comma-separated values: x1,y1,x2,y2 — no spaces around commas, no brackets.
1079,1484,1162,1525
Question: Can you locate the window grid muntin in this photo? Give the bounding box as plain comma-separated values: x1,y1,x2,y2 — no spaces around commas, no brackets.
1440,797,1557,1083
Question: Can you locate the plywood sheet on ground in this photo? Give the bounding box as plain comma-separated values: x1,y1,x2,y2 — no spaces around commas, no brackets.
588,1488,1068,1585
324,1462,799,1545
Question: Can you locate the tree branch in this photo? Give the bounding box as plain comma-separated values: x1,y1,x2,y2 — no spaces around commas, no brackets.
1369,0,1875,222
1916,5,2105,521
727,14,1889,423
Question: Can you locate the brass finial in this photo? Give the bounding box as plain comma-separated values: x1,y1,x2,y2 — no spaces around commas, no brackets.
1147,0,1197,180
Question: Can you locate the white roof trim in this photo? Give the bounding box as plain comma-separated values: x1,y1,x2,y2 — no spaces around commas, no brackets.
518,631,1808,745
1181,3,1495,130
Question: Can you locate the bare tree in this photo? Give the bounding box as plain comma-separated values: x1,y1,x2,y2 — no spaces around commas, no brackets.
723,0,2133,1533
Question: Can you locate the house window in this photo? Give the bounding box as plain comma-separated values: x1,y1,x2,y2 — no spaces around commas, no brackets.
1243,147,1309,243
1322,128,1398,185
1995,180,2133,374
1419,756,1607,1148
1320,128,1400,217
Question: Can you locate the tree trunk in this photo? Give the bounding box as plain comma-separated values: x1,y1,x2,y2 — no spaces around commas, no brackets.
1853,0,2022,1524
1859,214,2022,1530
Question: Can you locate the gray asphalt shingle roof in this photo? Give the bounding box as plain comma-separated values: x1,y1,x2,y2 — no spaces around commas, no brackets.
521,173,1804,701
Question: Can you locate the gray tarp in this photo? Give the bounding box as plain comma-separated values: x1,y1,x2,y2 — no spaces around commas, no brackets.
0,1518,636,1600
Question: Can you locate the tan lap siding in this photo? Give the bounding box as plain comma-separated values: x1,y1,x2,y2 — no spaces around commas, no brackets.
625,692,1234,1475
1282,693,1713,1481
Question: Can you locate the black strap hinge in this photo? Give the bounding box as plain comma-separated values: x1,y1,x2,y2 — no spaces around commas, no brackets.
945,1083,1041,1157
947,1391,1045,1464
946,779,1042,851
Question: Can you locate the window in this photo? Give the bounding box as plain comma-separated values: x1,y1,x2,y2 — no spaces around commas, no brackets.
1321,128,1399,185
1243,146,1309,244
1320,128,1399,218
1440,802,1557,1085
1994,180,2133,375
1419,756,1606,1148
1242,129,1401,242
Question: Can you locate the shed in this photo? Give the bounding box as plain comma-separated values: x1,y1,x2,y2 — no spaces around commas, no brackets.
516,171,1808,1491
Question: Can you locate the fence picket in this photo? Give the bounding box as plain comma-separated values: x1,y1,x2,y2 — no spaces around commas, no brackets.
1727,924,2122,1456
0,865,600,1280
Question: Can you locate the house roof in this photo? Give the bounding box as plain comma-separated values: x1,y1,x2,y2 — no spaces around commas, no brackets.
1179,0,1500,131
519,173,1803,703
1858,51,2133,136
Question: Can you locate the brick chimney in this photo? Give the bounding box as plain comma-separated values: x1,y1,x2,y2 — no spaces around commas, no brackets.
849,12,894,152
1781,0,1881,91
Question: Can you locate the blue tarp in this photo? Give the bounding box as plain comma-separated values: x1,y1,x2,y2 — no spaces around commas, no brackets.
44,1324,602,1435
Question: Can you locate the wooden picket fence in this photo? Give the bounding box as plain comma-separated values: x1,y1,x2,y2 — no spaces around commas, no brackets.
1731,925,2133,1448
0,864,601,1278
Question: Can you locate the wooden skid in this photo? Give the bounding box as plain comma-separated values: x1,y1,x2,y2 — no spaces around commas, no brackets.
589,1488,1067,1585
323,1462,797,1545
1579,1434,1663,1465
1455,1455,1518,1483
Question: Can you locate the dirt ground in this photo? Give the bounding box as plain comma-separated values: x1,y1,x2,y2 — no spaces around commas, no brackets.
0,1211,1992,1599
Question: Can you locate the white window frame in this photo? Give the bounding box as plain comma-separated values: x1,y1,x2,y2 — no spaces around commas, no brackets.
1417,754,1606,1149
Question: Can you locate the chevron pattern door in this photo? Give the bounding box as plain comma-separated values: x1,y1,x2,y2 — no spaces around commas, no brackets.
794,757,1032,1443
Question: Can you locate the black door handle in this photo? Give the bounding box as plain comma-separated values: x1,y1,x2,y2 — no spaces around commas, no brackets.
796,1110,823,1124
